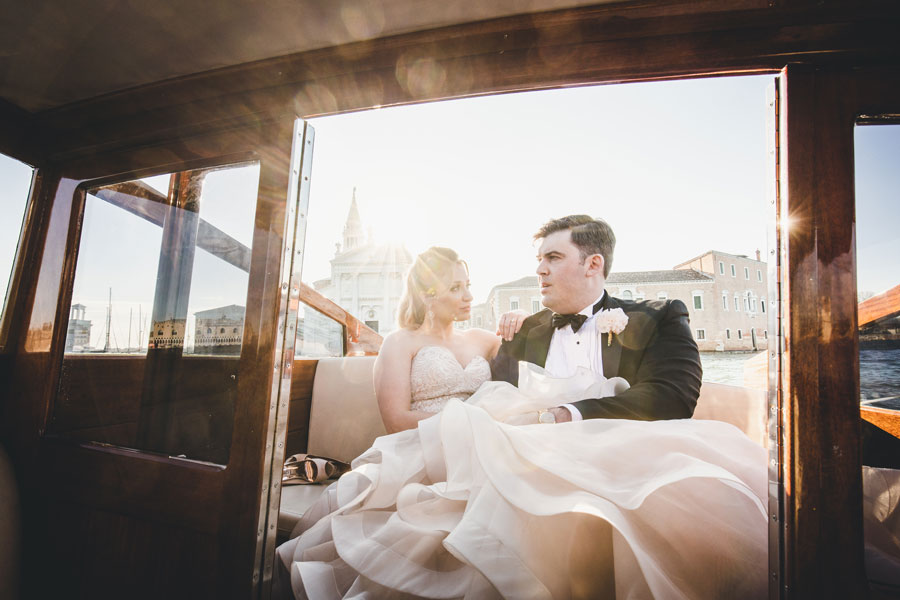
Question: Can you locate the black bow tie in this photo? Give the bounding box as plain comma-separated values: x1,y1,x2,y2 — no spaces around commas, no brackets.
551,313,588,333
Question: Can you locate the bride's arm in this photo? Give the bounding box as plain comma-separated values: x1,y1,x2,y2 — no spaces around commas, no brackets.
374,335,439,433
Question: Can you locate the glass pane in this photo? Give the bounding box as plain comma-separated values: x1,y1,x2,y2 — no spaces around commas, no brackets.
0,152,34,331
297,303,344,358
855,124,900,411
53,162,260,465
65,180,165,354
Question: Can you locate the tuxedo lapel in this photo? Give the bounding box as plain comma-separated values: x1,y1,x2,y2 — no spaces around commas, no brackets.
523,312,553,368
600,294,623,379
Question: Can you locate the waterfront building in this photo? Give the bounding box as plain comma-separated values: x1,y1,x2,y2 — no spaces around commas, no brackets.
149,318,185,350
65,303,92,352
194,304,246,355
308,190,413,338
464,249,769,352
672,250,769,351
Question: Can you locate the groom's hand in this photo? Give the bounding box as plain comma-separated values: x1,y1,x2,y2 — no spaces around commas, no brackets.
504,406,572,425
549,407,572,423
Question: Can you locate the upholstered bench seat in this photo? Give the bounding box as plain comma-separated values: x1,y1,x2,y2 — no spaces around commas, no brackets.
278,356,385,539
277,359,770,540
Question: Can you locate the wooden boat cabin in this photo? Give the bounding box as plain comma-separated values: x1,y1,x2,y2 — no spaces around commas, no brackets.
0,1,898,598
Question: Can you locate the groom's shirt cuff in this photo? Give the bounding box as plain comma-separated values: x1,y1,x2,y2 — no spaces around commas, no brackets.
561,403,583,421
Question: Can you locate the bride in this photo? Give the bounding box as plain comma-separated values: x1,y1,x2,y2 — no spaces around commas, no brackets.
275,246,767,599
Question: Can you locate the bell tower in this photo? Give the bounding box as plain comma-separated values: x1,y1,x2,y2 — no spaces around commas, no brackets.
342,187,365,252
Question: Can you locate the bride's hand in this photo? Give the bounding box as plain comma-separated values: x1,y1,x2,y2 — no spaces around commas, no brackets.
497,309,529,341
503,411,540,426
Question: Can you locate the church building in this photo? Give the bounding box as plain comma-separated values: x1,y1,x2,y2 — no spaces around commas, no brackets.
307,190,412,340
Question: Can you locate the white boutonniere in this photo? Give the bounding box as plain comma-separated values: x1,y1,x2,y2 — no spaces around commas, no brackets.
596,308,628,346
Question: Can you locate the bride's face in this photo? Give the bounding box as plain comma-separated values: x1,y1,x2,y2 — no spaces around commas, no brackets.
428,263,473,322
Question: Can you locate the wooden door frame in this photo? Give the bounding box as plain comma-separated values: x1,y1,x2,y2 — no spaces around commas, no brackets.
775,64,900,598
3,115,303,599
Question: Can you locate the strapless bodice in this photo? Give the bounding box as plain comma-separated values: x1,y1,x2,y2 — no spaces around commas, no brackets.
410,345,492,413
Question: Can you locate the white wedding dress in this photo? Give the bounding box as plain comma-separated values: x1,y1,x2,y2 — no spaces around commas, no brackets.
276,345,768,599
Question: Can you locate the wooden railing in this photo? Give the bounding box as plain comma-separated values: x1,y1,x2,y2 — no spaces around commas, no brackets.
859,283,900,328
297,283,383,356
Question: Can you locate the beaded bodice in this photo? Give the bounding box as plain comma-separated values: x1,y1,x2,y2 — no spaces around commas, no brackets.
409,345,492,413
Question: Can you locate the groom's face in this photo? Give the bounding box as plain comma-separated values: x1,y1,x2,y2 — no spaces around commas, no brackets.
536,230,600,314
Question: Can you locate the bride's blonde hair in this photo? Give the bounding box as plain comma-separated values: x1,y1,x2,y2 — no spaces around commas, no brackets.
397,247,467,329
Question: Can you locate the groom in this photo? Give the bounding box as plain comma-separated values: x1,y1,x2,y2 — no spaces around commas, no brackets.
491,215,702,423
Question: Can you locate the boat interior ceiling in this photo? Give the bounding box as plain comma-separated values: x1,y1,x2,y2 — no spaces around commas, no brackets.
0,0,898,162
1,1,900,599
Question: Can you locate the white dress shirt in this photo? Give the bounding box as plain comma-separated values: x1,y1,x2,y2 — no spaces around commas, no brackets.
545,293,606,421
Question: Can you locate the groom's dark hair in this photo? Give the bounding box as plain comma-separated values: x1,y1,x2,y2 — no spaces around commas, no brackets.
535,215,615,277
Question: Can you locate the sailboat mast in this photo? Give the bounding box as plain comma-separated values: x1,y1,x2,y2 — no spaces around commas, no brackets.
104,288,111,352
128,307,133,351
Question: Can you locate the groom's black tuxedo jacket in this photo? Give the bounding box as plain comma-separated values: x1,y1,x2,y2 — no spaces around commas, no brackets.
490,293,702,421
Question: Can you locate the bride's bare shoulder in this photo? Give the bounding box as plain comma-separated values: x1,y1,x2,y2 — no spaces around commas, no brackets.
460,327,501,355
380,328,422,357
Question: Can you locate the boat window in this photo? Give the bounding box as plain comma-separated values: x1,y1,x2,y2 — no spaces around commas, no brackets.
52,162,261,465
0,152,34,345
302,76,770,385
855,124,900,413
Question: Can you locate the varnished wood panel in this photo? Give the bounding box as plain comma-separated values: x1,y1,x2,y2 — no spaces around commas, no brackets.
286,359,317,457
3,118,297,599
35,500,219,600
53,355,239,464
0,97,41,167
778,64,900,598
28,3,900,162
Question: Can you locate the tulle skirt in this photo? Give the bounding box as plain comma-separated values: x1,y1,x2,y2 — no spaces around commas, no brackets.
275,379,768,599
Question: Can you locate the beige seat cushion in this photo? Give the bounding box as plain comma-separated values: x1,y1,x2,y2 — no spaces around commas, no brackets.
307,356,386,464
693,381,767,447
280,356,387,537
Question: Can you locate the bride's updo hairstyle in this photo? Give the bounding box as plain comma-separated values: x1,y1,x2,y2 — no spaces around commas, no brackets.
397,247,467,329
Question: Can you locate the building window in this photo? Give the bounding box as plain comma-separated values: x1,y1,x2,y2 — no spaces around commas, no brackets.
692,292,703,310
207,327,212,334
726,329,731,339
532,299,541,313
476,315,483,327
764,330,768,339
696,329,706,340
509,296,519,311
737,329,743,339
622,290,633,300
734,295,740,311
743,296,749,311
751,297,757,312
220,328,225,334
757,269,762,282
744,266,750,279
233,327,238,333
635,293,645,301
722,293,728,310
761,301,766,314
731,264,736,277
657,292,668,301
718,261,725,275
